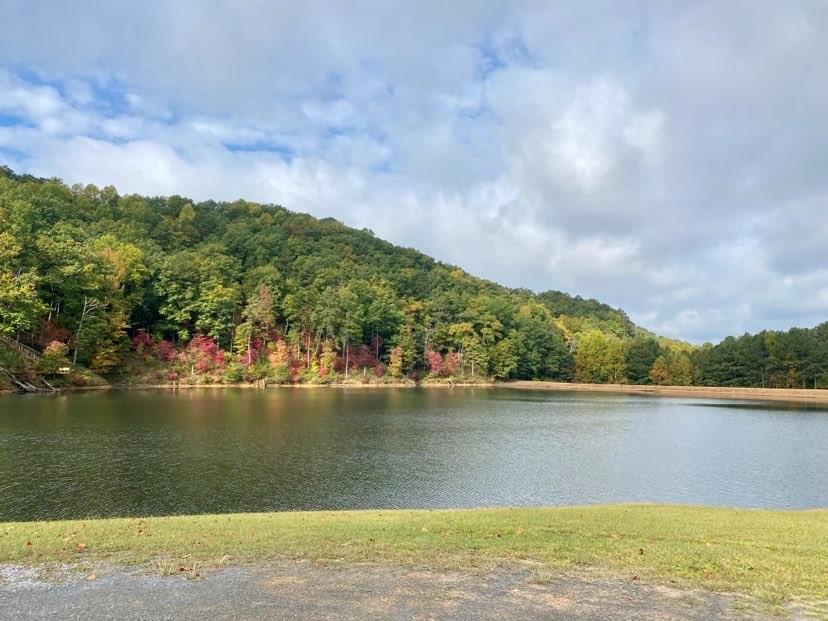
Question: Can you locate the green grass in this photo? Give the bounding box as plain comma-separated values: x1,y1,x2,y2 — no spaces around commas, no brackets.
1,505,826,606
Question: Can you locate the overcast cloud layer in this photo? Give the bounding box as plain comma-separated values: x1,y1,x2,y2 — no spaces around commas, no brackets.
1,0,827,343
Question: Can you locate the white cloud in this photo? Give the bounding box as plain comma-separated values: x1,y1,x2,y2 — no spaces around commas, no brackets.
1,1,827,342
550,80,631,190
125,93,171,120
0,71,64,121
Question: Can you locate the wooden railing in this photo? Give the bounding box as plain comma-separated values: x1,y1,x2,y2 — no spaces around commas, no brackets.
0,336,59,392
0,334,42,361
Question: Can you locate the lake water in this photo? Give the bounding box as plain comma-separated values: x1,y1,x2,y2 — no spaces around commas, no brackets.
1,388,826,521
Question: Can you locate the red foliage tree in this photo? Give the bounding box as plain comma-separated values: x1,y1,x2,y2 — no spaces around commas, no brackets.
153,340,177,363
426,350,443,376
241,337,264,366
442,351,461,377
131,330,152,354
40,322,71,347
354,344,376,370
181,335,225,373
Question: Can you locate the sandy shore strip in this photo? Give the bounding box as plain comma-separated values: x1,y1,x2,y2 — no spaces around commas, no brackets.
506,380,828,405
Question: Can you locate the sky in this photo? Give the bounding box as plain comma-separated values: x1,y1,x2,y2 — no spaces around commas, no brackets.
1,1,826,343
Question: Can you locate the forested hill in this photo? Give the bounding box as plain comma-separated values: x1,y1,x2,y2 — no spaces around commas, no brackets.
1,165,826,390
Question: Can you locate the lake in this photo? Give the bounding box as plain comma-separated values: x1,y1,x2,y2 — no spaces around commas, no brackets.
1,387,826,521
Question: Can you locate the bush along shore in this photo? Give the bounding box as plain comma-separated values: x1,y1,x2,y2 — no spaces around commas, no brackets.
1,505,827,611
0,332,497,394
5,337,828,405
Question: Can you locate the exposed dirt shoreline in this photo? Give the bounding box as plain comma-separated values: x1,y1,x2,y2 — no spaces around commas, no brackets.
506,380,828,405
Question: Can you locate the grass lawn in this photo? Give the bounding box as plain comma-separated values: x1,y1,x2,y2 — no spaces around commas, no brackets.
1,504,826,607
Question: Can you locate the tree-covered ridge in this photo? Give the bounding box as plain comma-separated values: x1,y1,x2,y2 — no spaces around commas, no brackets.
693,326,828,389
0,166,596,383
1,165,826,389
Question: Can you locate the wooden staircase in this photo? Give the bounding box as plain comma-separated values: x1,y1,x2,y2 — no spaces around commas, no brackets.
0,334,56,393
0,334,42,361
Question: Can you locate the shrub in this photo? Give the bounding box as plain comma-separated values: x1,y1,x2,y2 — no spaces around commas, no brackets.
224,363,245,383
247,359,269,381
0,346,23,373
37,341,70,375
268,364,291,384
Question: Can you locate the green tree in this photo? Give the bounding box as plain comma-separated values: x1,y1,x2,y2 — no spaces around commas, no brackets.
512,303,572,380
238,284,276,363
650,351,694,386
335,283,365,379
625,335,661,384
490,335,518,379
0,233,44,337
195,282,241,348
575,330,627,383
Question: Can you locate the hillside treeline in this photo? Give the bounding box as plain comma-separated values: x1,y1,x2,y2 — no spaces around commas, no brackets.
0,166,826,388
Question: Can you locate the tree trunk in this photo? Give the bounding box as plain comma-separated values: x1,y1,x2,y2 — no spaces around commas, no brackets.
344,335,349,379
73,296,88,365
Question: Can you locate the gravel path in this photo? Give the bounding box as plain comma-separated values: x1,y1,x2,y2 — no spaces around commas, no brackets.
0,562,792,620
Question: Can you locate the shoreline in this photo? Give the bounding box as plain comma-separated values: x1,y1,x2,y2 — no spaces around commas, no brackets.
506,380,828,405
6,378,828,405
72,380,492,391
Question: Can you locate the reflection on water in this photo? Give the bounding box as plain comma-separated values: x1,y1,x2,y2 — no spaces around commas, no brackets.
689,401,828,412
0,387,826,521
